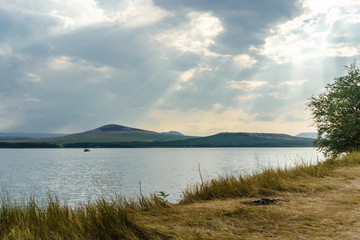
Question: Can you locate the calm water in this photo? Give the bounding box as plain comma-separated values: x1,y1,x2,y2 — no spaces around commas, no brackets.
0,148,323,204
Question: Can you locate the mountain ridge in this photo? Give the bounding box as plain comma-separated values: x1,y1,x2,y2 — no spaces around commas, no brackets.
295,132,317,139
0,132,66,140
0,124,315,147
161,131,184,136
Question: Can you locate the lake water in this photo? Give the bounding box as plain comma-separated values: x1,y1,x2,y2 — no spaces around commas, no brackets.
0,148,323,204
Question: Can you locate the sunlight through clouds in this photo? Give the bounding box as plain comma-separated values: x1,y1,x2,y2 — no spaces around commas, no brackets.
2,0,107,32
143,107,257,136
228,80,267,90
48,56,73,70
156,12,224,55
0,0,359,134
233,54,258,68
235,93,263,101
179,68,196,83
142,106,311,136
47,56,116,84
110,0,169,27
174,64,215,90
280,79,308,86
252,0,360,64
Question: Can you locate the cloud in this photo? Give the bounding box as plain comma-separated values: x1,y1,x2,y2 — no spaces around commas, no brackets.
25,97,41,103
174,64,216,90
156,12,224,55
0,44,12,57
229,80,267,90
48,56,73,70
252,0,360,64
179,68,196,83
0,0,355,135
280,79,308,86
26,73,42,83
110,0,169,27
0,95,28,130
1,0,167,35
233,54,258,68
0,0,106,33
153,0,302,54
141,106,312,136
269,92,289,100
142,107,257,136
235,93,263,101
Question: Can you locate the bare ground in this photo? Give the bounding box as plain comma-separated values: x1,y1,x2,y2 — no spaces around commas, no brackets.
138,166,360,239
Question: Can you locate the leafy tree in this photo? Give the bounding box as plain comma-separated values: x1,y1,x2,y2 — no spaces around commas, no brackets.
307,62,360,156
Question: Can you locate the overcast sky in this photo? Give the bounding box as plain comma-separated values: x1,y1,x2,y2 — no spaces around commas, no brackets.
1,0,359,136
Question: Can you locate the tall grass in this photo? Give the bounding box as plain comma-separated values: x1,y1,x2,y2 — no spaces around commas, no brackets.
0,192,170,239
180,152,360,203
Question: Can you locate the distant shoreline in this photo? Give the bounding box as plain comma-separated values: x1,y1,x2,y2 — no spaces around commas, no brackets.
0,142,314,148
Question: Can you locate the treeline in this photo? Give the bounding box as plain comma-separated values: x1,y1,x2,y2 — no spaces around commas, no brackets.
0,142,60,148
64,140,314,148
0,133,314,148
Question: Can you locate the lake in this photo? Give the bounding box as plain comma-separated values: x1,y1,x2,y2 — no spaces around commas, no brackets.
0,148,323,204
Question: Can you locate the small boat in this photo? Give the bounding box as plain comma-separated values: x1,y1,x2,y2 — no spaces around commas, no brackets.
84,148,90,152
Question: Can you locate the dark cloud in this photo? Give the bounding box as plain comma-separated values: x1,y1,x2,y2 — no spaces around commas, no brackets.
153,0,303,54
0,10,56,44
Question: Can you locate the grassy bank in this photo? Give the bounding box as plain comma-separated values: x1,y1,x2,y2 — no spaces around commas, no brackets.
0,193,170,239
2,153,360,239
181,152,360,203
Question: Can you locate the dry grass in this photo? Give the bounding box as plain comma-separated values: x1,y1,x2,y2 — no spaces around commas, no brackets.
180,159,330,203
0,193,170,239
137,153,360,239
135,152,360,239
181,152,360,203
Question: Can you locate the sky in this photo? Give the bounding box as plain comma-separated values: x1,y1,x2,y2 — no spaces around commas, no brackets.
1,0,360,136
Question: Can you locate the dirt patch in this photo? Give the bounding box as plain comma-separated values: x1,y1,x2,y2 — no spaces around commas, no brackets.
243,198,277,205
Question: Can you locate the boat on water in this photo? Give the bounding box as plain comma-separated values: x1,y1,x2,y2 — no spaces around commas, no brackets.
84,148,90,152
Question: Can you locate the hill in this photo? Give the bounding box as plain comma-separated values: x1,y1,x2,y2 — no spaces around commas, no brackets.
62,131,314,148
161,131,184,136
8,124,193,145
1,124,314,147
151,132,314,147
295,132,317,139
63,124,192,143
0,132,66,140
